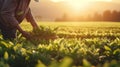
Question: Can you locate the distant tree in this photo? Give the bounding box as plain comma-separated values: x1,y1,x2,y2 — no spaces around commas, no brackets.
78,16,84,21
55,13,68,22
118,11,120,22
93,12,102,21
103,10,112,21
85,15,92,21
35,16,42,21
111,10,120,22
55,18,62,22
56,10,120,22
62,13,68,21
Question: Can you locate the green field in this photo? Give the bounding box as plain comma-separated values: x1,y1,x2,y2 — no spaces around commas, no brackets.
0,22,120,67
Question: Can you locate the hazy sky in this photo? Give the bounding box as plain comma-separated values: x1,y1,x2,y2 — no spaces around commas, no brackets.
50,0,120,3
50,0,113,2
31,0,120,21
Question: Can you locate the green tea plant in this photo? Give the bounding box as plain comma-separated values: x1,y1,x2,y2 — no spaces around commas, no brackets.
26,26,59,45
0,22,120,67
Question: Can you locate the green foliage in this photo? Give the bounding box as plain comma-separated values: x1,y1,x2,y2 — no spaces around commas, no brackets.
4,51,9,60
28,26,58,45
31,26,58,39
83,59,91,67
0,22,120,67
0,61,9,67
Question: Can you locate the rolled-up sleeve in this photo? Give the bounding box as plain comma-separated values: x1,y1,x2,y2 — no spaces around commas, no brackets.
0,0,19,28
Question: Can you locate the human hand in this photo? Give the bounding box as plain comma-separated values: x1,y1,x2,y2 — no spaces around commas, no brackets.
21,31,31,40
33,25,39,31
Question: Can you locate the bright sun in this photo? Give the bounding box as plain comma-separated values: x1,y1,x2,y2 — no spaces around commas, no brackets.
51,0,112,12
51,0,90,10
66,0,90,10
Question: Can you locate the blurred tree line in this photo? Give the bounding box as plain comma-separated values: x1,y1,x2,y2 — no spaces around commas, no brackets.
55,10,120,22
34,16,42,21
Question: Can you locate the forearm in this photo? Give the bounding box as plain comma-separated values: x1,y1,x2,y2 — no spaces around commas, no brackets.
16,25,23,33
16,24,30,39
26,9,39,29
30,20,38,28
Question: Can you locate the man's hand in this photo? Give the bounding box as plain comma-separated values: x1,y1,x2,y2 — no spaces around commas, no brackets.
21,31,31,39
31,21,39,31
16,25,31,39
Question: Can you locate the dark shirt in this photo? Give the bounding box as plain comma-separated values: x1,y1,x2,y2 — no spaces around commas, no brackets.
0,0,34,29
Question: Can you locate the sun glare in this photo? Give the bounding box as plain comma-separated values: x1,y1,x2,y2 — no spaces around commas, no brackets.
50,0,113,13
50,0,64,2
66,0,90,11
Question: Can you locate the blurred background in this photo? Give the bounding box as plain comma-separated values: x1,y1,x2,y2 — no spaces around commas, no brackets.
30,0,120,22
